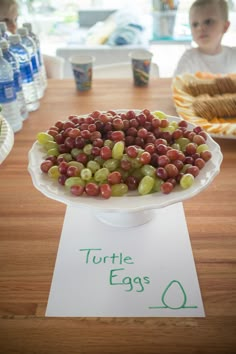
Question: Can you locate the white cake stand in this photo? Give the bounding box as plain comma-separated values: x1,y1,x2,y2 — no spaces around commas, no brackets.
0,117,14,165
28,115,223,227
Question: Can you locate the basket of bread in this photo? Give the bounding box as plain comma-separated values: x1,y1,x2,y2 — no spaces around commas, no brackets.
172,72,236,138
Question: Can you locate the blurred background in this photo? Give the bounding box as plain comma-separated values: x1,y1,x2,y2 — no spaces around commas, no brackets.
17,0,236,77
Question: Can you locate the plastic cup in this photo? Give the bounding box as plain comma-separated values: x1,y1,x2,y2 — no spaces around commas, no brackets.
129,50,153,87
69,55,95,91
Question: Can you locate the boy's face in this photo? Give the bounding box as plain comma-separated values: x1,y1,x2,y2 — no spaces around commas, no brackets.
189,3,230,54
0,4,18,34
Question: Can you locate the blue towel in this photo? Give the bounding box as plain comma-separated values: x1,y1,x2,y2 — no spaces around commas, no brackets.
104,8,145,46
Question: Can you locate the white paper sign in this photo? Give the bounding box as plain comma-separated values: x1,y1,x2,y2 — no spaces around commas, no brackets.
46,202,205,317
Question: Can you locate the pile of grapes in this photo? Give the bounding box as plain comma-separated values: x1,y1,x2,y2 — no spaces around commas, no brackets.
38,109,212,199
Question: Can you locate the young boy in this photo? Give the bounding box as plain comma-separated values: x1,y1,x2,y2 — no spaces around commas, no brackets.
173,0,236,76
0,0,18,34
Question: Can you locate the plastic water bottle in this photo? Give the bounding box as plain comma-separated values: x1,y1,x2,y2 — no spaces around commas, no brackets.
0,39,28,121
0,48,22,133
17,27,44,99
0,22,9,40
23,22,47,91
8,34,40,112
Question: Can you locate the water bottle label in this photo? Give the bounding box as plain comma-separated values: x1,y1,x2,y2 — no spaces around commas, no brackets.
31,54,39,74
0,81,16,103
20,62,34,83
14,70,23,93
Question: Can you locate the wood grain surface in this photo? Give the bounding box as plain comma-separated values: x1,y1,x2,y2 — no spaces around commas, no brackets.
0,79,236,354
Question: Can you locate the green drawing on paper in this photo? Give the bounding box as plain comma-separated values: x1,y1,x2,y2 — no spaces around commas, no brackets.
78,249,199,303
148,280,198,310
78,248,150,292
79,248,134,265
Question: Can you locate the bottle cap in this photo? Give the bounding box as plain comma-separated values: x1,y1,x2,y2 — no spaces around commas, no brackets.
0,22,7,32
23,23,32,32
8,34,21,44
17,27,28,37
0,39,8,49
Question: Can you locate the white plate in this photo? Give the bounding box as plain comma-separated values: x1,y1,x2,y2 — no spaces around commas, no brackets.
28,112,223,219
0,116,14,164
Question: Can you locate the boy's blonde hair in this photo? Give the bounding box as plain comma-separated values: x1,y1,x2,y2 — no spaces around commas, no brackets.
0,0,19,33
0,0,18,12
190,0,229,22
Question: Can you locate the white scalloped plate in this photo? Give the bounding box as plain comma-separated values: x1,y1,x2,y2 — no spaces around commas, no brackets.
28,111,223,216
0,116,14,164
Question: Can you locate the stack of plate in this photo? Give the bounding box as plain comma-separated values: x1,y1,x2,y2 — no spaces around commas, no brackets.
0,114,14,164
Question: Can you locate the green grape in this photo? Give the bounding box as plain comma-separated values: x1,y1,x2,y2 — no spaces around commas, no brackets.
138,176,155,195
169,121,178,129
116,167,130,181
37,132,54,145
104,139,114,148
161,125,175,133
130,157,142,169
87,160,100,174
196,144,209,154
153,110,167,119
83,143,93,155
112,141,125,160
44,140,58,150
98,179,108,186
171,143,181,150
103,158,120,172
94,156,105,167
71,148,82,158
94,168,109,182
137,148,145,156
176,137,190,151
80,168,92,181
181,163,192,173
111,183,128,196
47,147,59,157
48,166,60,179
57,153,72,162
85,177,96,185
141,164,156,177
68,161,84,172
121,154,132,163
180,174,194,189
65,177,85,189
132,168,143,181
152,177,163,192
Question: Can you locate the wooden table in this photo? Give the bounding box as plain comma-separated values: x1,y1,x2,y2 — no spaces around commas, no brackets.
0,79,236,354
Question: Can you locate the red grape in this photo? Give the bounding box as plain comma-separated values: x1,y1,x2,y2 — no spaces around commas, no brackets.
108,171,122,185
140,151,151,165
85,183,100,196
100,146,112,160
40,160,53,173
161,182,174,194
165,163,179,178
126,145,138,158
201,150,212,161
70,185,84,196
100,184,112,199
